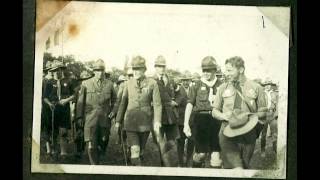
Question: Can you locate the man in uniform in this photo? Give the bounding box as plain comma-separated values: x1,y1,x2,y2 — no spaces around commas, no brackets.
260,79,279,157
153,55,180,167
174,74,194,167
183,56,223,168
113,75,127,145
41,61,54,155
212,56,267,169
43,60,77,159
115,56,162,166
73,69,95,159
81,59,117,164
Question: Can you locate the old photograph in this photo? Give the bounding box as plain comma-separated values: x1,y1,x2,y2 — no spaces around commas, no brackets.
31,1,290,178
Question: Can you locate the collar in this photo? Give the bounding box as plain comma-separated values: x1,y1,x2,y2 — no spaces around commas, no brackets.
200,76,217,87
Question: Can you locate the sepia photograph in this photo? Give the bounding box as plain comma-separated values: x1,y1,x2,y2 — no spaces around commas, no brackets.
31,1,290,178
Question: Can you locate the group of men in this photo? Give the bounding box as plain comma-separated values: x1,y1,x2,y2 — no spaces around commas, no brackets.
41,55,278,169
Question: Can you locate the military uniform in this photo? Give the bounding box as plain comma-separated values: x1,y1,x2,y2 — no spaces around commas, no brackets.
43,61,77,157
80,60,117,164
154,74,180,140
213,76,267,169
116,56,162,166
174,83,194,167
260,82,279,154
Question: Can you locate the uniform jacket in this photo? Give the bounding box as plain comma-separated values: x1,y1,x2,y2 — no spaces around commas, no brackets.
154,74,178,125
116,76,162,132
188,78,222,112
81,77,117,129
174,85,188,125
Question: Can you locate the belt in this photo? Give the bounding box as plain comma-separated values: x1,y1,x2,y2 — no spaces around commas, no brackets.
196,110,212,115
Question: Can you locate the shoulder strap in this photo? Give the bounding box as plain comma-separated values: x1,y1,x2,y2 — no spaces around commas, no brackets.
235,89,255,113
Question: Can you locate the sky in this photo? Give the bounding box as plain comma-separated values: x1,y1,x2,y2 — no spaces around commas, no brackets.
43,2,290,85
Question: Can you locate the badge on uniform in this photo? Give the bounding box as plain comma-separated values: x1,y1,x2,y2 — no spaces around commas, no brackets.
64,83,67,87
224,89,233,96
201,86,206,90
248,89,256,97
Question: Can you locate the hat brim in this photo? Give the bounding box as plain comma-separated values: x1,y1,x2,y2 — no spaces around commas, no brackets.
49,66,66,72
223,114,259,138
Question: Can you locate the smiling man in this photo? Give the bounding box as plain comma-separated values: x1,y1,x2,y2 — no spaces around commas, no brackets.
212,56,267,169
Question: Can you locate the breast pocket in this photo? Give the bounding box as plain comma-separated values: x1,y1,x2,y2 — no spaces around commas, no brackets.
197,89,209,101
222,89,236,109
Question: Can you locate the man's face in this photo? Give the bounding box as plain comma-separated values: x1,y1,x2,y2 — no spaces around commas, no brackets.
133,68,145,80
155,66,166,76
52,69,63,80
182,80,190,88
225,63,241,82
93,70,104,79
265,84,272,91
202,69,216,81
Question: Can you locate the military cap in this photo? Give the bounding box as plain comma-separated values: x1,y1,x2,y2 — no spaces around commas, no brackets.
92,59,105,71
49,60,66,72
201,56,217,70
131,56,146,69
180,73,192,80
154,55,166,67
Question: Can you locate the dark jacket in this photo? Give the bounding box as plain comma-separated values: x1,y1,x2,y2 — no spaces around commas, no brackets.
174,85,188,125
154,74,178,125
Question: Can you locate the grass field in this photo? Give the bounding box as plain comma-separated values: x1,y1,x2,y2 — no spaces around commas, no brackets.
40,125,277,169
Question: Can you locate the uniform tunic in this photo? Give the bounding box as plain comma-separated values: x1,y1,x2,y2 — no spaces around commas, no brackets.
187,78,222,153
43,77,77,130
213,76,267,168
81,77,117,141
116,76,162,132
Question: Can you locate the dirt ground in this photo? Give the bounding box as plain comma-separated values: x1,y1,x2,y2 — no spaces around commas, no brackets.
39,125,277,169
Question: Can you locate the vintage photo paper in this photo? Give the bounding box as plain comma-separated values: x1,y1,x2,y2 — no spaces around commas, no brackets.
31,1,290,179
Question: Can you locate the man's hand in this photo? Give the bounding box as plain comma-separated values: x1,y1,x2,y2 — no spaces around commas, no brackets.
170,100,178,107
222,111,233,121
183,125,192,138
58,98,69,106
48,102,55,111
153,122,162,132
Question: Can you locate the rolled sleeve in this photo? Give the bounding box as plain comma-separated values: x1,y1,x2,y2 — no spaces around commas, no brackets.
187,85,196,105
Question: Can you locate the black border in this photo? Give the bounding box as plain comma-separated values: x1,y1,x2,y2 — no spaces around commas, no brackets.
23,0,297,179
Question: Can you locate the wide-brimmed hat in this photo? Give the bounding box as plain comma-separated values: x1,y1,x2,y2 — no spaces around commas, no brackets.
201,56,217,70
131,56,146,69
92,59,105,71
223,112,259,138
78,71,94,81
155,55,166,67
43,61,53,72
49,60,67,72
